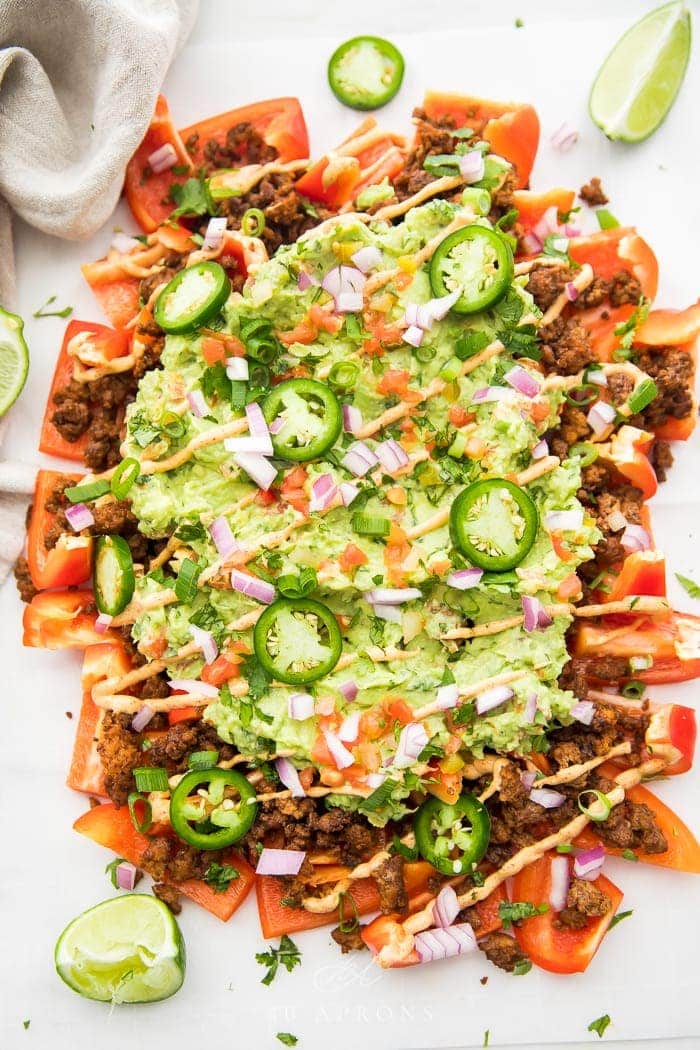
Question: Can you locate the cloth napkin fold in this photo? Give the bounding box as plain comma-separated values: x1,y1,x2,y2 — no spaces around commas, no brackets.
0,0,198,586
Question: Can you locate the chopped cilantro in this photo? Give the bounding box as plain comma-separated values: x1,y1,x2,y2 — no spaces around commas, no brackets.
483,1030,490,1047
256,935,301,985
241,654,273,701
33,294,73,319
609,909,633,930
175,521,207,543
204,862,240,893
498,900,548,930
104,856,128,889
23,1020,31,1030
542,233,579,268
621,849,638,862
676,573,700,599
498,323,541,361
276,1035,298,1047
128,412,162,449
613,296,649,356
514,17,524,27
189,600,226,644
512,958,532,975
587,1014,611,1039
168,176,215,218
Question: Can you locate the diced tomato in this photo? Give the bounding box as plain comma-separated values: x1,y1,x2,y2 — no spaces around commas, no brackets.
339,543,368,573
74,803,255,921
201,337,228,365
574,610,700,684
23,590,107,650
308,305,343,334
39,323,130,460
201,655,241,687
279,464,308,513
426,762,463,805
386,698,414,725
602,551,666,603
510,852,623,974
448,404,474,427
557,573,582,601
295,117,404,209
550,531,576,563
423,92,539,189
168,706,200,726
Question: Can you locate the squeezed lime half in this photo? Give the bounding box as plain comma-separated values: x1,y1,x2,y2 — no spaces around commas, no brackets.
0,307,29,416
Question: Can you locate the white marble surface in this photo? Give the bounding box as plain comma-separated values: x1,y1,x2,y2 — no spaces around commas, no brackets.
1,2,699,1048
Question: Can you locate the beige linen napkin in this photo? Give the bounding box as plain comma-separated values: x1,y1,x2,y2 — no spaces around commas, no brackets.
0,0,199,584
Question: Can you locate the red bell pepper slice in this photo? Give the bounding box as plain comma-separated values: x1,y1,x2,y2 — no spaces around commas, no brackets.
22,590,108,650
634,302,700,441
422,92,540,189
645,705,696,776
26,470,93,590
509,852,623,974
597,425,658,500
167,706,201,726
574,610,700,684
74,803,255,921
39,323,130,461
602,550,666,603
512,187,575,243
181,96,309,170
124,95,194,233
295,117,404,209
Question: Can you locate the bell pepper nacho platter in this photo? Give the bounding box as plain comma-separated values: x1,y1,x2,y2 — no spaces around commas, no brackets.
1,10,699,1049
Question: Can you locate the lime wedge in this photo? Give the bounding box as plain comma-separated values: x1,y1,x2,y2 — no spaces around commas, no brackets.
55,895,186,1003
589,1,691,142
0,306,29,416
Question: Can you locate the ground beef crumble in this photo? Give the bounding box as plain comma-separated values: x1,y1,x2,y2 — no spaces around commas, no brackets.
579,177,608,206
479,932,529,973
556,877,611,929
331,924,367,953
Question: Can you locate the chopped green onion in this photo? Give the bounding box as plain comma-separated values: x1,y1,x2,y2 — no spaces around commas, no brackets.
611,345,635,362
127,792,153,834
351,513,390,538
415,344,436,363
277,567,318,598
596,209,620,230
448,432,468,459
556,843,574,854
461,187,492,216
64,479,112,504
622,680,645,700
337,891,360,934
175,558,201,604
328,361,359,392
133,767,169,792
627,378,658,414
423,154,461,177
188,750,220,770
111,457,141,500
621,849,638,862
564,383,597,407
578,789,612,823
569,442,598,467
241,208,266,237
439,356,462,382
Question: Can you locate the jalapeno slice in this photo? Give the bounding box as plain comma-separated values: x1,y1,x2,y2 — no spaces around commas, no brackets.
169,768,258,851
154,261,231,334
253,598,343,685
327,36,405,111
262,379,342,462
414,791,490,876
94,535,135,616
429,225,514,315
449,478,539,572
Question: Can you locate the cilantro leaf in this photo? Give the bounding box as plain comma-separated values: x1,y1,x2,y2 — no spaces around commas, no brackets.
256,935,301,985
676,573,700,599
613,296,649,355
175,521,207,543
204,862,239,893
104,856,128,889
241,654,273,701
168,177,215,218
190,600,226,644
587,1014,611,1039
512,958,532,975
497,900,549,930
276,1035,298,1047
33,294,73,319
608,909,633,930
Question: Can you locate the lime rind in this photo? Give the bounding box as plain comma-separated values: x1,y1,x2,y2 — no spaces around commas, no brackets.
55,894,186,1004
0,306,29,416
589,1,691,142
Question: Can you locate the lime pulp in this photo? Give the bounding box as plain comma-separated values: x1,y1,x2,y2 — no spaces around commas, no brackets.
0,307,29,416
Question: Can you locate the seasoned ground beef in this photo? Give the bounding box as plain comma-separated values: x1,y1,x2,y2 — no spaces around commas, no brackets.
138,261,181,305
97,712,143,806
651,439,674,482
486,789,579,867
192,121,278,172
152,882,182,915
138,673,172,700
373,855,408,914
548,402,590,458
13,556,38,603
592,784,668,854
579,654,630,682
479,932,529,973
215,171,330,254
331,924,367,953
527,264,641,314
141,835,221,884
579,177,608,206
631,347,694,430
539,316,595,375
558,658,590,702
392,109,459,203
548,702,647,771
556,877,610,929
497,761,529,805
146,722,235,774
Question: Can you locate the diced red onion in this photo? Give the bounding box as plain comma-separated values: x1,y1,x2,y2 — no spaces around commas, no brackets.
404,303,419,327
529,787,567,809
434,885,460,928
587,399,616,436
190,624,218,665
621,524,651,553
571,700,595,725
375,439,409,473
351,245,382,273
434,684,459,711
111,232,141,254
414,922,477,964
336,291,364,313
522,231,543,255
65,503,94,531
225,357,249,381
426,288,461,321
323,729,355,769
366,771,387,789
342,405,362,435
169,679,219,698
341,441,379,477
131,704,155,733
256,848,306,876
187,390,208,418
520,770,537,791
202,216,227,251
94,613,113,634
565,282,579,302
403,324,424,348
231,569,276,604
310,473,339,512
297,270,318,291
549,855,571,912
339,680,358,702
476,685,513,715
322,264,367,298
523,692,538,724
233,451,277,490
115,861,139,892
371,603,402,623
246,402,271,439
532,439,549,461
338,711,361,743
573,844,606,881
288,692,314,720
565,224,581,238
534,206,559,241
630,655,652,671
544,509,584,531
550,122,580,153
275,757,306,798
549,235,569,254
226,435,274,455
148,143,178,174
365,587,421,605
458,151,485,183
471,386,509,404
522,595,553,633
587,369,608,388
209,515,239,558
269,416,284,435
339,481,360,506
394,722,429,768
504,365,541,398
446,568,483,590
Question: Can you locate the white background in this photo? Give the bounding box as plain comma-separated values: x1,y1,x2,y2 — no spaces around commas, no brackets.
1,2,699,1048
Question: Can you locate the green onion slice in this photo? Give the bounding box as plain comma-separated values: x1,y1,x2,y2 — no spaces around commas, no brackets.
133,767,169,792
127,792,153,834
175,558,201,604
352,513,390,537
578,789,612,823
188,750,220,770
111,457,140,500
628,378,658,414
64,479,111,504
622,680,646,700
241,208,266,237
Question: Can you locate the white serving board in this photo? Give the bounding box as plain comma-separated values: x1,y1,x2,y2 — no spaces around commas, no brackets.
0,12,699,1050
